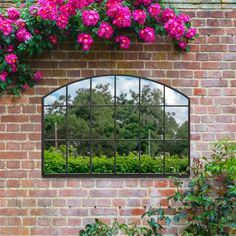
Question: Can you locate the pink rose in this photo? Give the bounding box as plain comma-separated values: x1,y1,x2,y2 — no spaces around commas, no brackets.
56,14,69,29
162,8,176,22
186,28,197,39
23,84,30,90
7,7,20,20
77,33,94,51
115,35,131,49
97,22,113,39
164,19,185,40
0,72,8,82
179,41,187,49
49,35,58,45
139,27,155,43
148,4,161,19
133,10,146,24
34,71,44,81
16,28,32,42
0,19,13,36
112,6,131,28
5,54,17,65
82,10,100,26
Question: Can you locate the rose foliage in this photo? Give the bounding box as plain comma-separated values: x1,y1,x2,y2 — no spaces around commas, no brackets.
0,0,198,95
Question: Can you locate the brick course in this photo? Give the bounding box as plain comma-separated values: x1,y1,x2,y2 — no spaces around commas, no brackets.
0,3,236,235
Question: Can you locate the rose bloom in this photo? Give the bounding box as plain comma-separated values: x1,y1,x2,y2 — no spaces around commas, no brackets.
34,71,44,81
23,84,30,89
16,28,32,42
0,19,13,36
7,7,20,20
164,19,185,40
186,27,197,39
97,22,113,39
139,27,155,43
115,35,131,49
162,8,176,22
77,33,94,51
82,10,100,26
56,14,69,29
15,19,26,28
112,6,131,28
7,45,14,52
0,72,8,82
148,4,161,19
179,41,187,49
5,54,17,65
133,10,146,24
178,14,190,24
134,0,152,6
49,35,58,45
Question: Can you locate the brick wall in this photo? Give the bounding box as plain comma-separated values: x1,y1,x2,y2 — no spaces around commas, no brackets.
0,3,236,236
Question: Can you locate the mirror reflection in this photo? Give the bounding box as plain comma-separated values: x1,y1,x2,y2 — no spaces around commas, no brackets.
140,141,164,173
44,87,66,106
141,79,164,105
43,76,189,176
165,107,188,140
165,141,189,174
116,76,139,105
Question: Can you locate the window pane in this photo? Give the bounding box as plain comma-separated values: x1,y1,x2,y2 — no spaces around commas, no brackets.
116,76,139,105
68,80,90,106
92,141,115,174
43,141,66,174
141,79,164,105
165,107,188,140
44,107,66,140
165,87,188,105
68,141,90,174
140,141,164,174
116,141,139,174
67,106,90,139
44,87,66,106
92,76,115,105
140,106,164,140
91,106,114,140
165,140,189,174
116,106,139,140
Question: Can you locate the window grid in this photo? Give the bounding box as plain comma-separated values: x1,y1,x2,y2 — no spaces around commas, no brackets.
42,75,190,177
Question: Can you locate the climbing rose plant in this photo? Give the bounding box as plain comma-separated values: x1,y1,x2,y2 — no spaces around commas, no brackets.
0,0,198,95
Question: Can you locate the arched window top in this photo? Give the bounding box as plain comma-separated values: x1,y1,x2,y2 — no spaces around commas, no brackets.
43,75,190,177
44,75,189,107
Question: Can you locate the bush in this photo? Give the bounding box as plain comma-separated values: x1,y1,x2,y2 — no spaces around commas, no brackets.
44,146,188,174
78,141,236,236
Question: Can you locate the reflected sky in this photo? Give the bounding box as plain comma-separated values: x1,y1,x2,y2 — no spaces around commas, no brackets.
166,107,188,125
44,87,66,106
141,79,164,105
92,76,114,95
68,79,90,104
116,76,139,102
44,76,189,108
165,87,188,105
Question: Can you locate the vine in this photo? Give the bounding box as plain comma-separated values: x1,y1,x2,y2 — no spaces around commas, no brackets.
0,0,198,95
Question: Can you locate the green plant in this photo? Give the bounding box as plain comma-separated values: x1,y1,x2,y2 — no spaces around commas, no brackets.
170,141,236,236
79,208,171,236
78,141,236,236
44,146,188,174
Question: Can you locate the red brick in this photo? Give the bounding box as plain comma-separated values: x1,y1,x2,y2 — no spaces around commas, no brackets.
194,88,207,96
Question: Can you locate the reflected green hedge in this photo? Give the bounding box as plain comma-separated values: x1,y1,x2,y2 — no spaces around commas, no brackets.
44,148,188,174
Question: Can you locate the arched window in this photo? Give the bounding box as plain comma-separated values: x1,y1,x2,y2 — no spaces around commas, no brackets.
42,75,190,177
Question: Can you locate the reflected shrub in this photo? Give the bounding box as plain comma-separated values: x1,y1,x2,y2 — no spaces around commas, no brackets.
44,146,188,174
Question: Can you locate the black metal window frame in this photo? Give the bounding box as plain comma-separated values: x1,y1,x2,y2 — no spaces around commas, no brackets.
42,75,190,178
